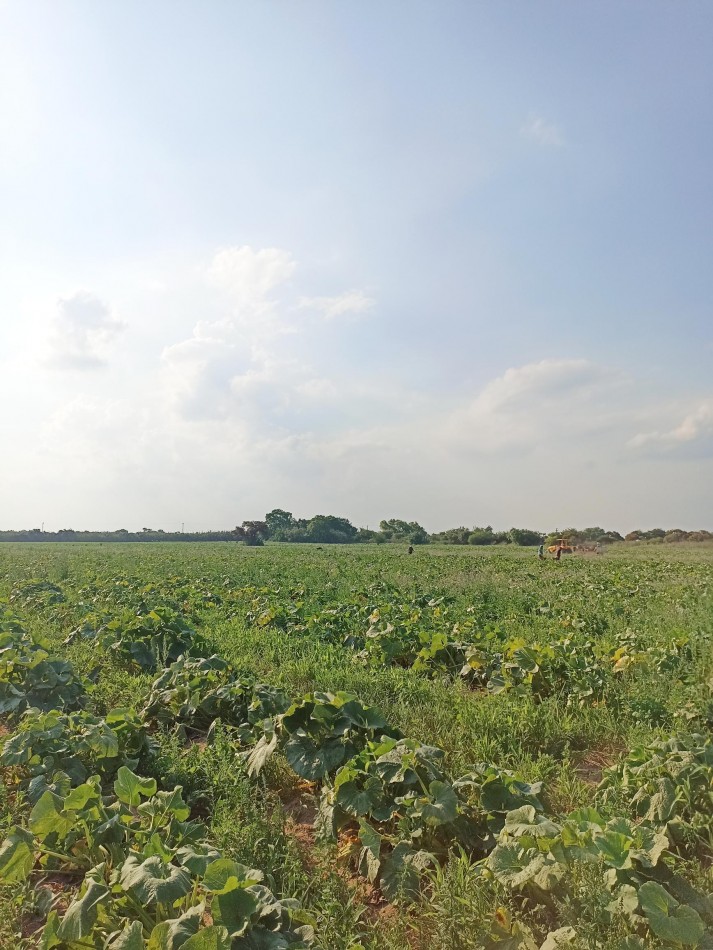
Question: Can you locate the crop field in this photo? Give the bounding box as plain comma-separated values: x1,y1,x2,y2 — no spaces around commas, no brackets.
0,542,712,949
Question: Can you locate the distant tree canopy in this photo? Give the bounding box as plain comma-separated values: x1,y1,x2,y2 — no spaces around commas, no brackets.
234,521,270,546
625,528,713,544
0,518,710,546
508,528,544,547
258,512,428,545
260,511,357,544
0,529,236,543
431,525,509,546
265,508,295,537
379,519,429,545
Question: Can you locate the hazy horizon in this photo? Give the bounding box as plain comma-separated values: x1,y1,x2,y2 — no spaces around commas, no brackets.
2,2,712,532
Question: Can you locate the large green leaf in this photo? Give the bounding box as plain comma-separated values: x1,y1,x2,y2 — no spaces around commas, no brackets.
202,858,263,893
120,855,193,905
57,877,110,941
335,775,382,817
630,825,669,869
591,830,632,869
63,781,102,812
380,843,433,902
87,726,120,759
503,806,560,839
488,843,555,890
645,778,677,823
540,928,577,949
0,827,34,882
180,927,231,950
358,820,382,883
29,791,75,840
213,887,260,937
639,881,705,946
115,766,158,806
419,781,458,825
147,905,204,948
285,734,346,780
110,919,145,950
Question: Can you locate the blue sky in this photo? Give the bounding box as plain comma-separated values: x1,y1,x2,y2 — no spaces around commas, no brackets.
1,1,712,531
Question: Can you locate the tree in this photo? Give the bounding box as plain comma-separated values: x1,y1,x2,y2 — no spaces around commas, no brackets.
265,509,295,537
234,521,269,546
664,529,688,543
508,528,544,547
303,515,358,544
431,526,472,545
468,526,496,545
599,530,624,543
379,519,429,544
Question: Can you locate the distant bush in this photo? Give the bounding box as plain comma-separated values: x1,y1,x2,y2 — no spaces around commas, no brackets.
508,528,543,546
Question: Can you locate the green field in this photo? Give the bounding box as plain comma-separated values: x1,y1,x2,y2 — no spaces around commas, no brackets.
1,542,712,949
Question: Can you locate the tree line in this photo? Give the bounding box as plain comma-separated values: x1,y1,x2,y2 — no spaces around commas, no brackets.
0,516,711,545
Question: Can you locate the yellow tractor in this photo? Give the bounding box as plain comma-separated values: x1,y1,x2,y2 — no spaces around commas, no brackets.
548,537,575,554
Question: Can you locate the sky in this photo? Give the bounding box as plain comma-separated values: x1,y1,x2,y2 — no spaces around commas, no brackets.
1,0,712,533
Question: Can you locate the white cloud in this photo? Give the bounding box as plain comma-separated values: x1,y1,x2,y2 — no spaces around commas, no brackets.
521,113,565,147
162,246,374,428
630,400,713,456
447,359,615,454
208,246,295,309
7,242,711,532
47,291,125,370
298,290,374,320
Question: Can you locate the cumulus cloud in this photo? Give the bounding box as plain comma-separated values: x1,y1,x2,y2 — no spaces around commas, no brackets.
521,113,565,147
162,245,374,428
630,400,713,456
47,291,125,369
208,246,295,310
447,359,615,454
298,290,374,320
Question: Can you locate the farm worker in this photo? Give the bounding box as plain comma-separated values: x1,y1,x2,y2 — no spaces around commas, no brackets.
537,544,544,559
407,545,414,555
555,546,562,561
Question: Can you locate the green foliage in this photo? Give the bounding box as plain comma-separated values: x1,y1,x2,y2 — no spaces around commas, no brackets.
317,737,544,902
234,520,270,546
10,581,65,609
379,520,430,545
1,706,154,803
0,619,87,715
248,690,399,780
0,768,313,948
507,528,543,547
143,653,290,737
67,607,210,672
2,539,713,946
598,733,713,856
486,806,710,947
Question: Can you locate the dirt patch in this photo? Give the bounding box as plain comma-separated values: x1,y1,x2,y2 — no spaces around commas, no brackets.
279,780,319,872
574,746,622,786
20,873,75,940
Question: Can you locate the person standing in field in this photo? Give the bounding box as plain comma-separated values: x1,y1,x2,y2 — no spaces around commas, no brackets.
555,545,562,561
537,543,544,559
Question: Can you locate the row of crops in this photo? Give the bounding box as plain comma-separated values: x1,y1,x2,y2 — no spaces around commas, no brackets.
1,559,713,948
